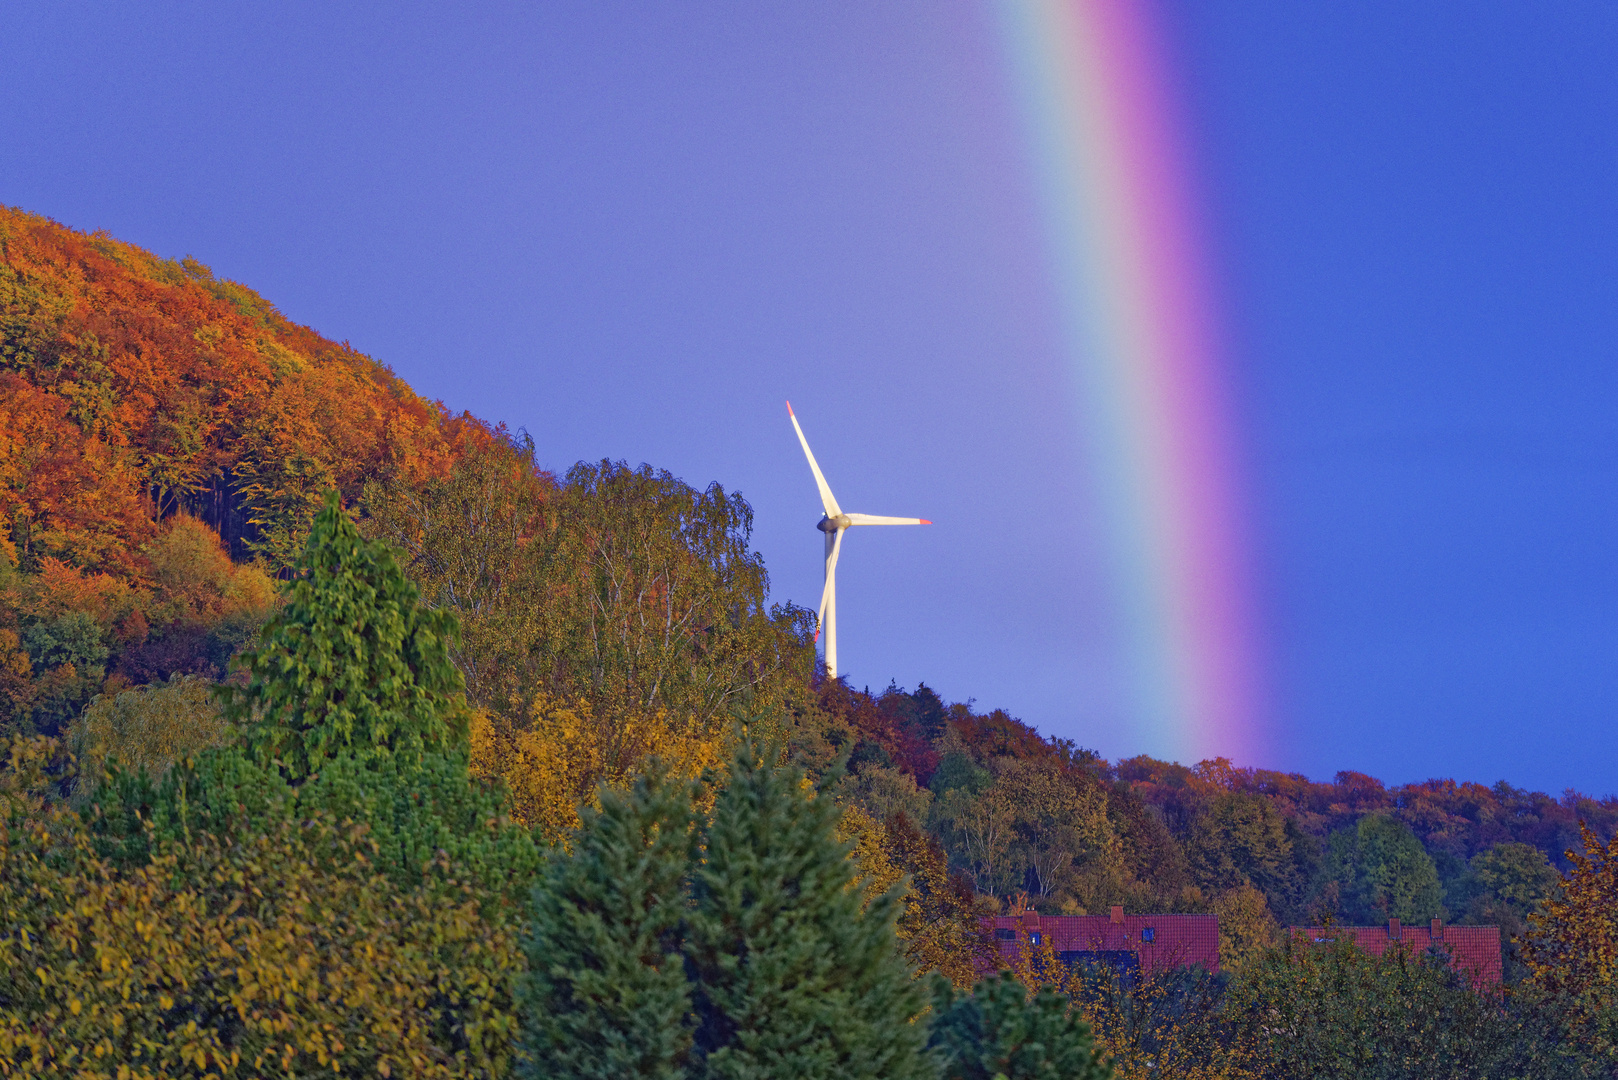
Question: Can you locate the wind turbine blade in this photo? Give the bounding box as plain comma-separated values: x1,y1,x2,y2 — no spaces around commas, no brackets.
843,513,932,526
815,527,843,642
787,402,842,519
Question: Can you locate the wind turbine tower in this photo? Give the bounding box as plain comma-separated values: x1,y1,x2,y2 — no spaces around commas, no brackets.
787,402,931,679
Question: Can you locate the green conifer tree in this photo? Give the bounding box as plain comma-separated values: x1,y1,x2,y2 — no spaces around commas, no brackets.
225,490,468,779
521,764,699,1080
686,740,932,1080
91,491,537,901
928,972,1112,1080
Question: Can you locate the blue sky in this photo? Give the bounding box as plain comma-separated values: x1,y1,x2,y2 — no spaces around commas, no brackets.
5,1,1617,793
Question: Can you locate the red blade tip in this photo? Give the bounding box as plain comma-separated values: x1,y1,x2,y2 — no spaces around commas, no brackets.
920,519,932,524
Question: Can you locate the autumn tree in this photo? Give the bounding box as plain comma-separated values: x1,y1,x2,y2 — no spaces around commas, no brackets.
934,776,1019,900
0,206,469,580
834,798,990,988
1000,758,1114,906
1521,822,1618,1060
930,749,1130,914
0,786,523,1077
1213,884,1279,976
53,497,540,1073
1184,792,1312,923
68,674,231,800
360,431,551,708
3,558,142,732
138,513,275,625
0,628,30,735
851,765,931,821
1061,959,1245,1080
529,460,809,726
1229,935,1579,1079
367,454,814,837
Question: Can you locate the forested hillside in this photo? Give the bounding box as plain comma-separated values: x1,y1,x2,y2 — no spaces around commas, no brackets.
803,678,1618,974
2,207,1614,941
0,205,524,732
2,210,1616,1075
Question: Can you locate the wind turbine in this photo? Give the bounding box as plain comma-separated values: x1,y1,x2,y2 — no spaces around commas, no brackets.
787,402,930,679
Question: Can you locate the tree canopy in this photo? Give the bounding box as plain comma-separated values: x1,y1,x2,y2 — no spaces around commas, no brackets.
226,491,468,779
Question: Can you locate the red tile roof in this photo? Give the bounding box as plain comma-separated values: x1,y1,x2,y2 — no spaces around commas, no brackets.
982,906,1219,977
1285,919,1502,987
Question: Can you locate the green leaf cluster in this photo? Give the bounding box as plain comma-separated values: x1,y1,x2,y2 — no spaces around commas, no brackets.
1320,814,1444,925
0,490,544,1075
362,450,813,744
228,491,469,780
927,972,1112,1080
1228,935,1585,1079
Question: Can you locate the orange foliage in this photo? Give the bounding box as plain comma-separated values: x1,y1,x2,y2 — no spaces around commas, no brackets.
0,206,508,577
18,558,139,629
948,706,1077,769
0,374,148,574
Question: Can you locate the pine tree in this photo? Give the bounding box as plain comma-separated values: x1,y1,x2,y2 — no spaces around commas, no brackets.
521,764,699,1080
225,490,468,779
686,740,933,1080
928,972,1112,1080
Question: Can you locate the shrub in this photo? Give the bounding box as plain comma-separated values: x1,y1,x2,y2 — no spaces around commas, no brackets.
928,971,1112,1080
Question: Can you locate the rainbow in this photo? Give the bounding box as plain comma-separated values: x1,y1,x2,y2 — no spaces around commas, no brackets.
995,0,1267,763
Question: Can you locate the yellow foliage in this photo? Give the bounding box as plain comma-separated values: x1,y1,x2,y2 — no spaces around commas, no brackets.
19,557,141,627
1211,885,1279,977
844,763,932,823
68,675,233,799
996,936,1261,1080
0,805,523,1077
470,693,727,844
0,629,30,727
139,515,277,624
837,800,991,987
838,802,907,908
1522,820,1618,1058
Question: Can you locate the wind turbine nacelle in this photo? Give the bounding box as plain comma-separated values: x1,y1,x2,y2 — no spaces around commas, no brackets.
790,401,928,681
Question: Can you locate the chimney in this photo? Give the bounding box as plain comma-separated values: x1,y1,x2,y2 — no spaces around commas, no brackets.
1388,918,1401,940
1431,918,1443,941
1022,909,1042,930
1110,905,1124,925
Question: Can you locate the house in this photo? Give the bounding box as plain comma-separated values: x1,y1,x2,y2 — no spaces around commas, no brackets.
1283,919,1502,987
982,905,1220,977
